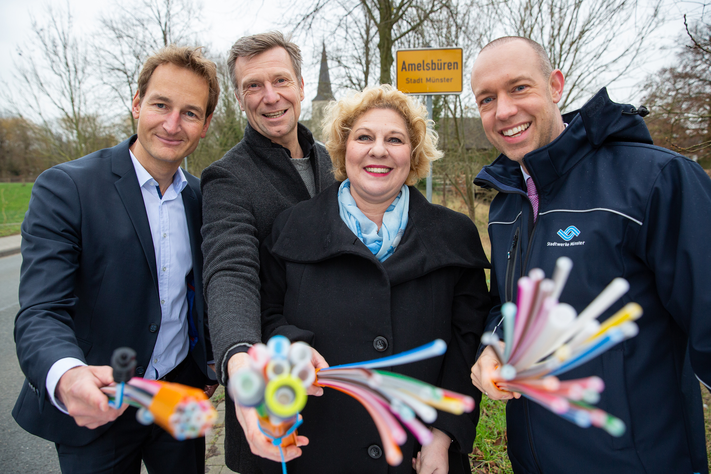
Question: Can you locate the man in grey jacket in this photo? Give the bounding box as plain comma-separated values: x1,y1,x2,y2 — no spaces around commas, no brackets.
201,31,334,472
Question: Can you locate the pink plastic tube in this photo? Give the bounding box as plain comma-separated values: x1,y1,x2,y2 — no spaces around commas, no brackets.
510,277,535,359
318,379,405,466
498,381,569,414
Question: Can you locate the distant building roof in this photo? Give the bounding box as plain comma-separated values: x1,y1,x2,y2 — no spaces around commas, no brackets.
437,117,493,151
313,43,334,102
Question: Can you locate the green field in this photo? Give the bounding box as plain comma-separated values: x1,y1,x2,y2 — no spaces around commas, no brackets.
0,183,32,237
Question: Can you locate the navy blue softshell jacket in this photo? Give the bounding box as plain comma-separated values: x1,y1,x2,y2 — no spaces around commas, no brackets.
474,88,711,474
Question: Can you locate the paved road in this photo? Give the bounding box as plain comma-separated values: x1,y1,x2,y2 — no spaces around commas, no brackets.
0,253,61,473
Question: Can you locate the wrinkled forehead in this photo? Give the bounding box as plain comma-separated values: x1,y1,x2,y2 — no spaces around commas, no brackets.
235,47,297,85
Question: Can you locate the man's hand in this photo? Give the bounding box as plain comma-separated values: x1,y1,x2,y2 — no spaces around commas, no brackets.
228,350,323,462
412,428,450,473
56,365,127,429
470,345,521,400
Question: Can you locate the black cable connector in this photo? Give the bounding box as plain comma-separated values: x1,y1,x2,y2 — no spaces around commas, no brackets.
111,347,137,383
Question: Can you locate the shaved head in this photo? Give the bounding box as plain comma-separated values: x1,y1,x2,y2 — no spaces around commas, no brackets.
470,36,566,164
480,37,553,79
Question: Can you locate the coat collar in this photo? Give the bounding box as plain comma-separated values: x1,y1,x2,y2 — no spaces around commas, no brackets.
242,122,332,198
243,121,315,158
270,182,490,284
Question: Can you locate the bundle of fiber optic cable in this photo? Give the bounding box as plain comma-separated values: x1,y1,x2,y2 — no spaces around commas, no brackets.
101,348,217,440
316,340,474,466
482,256,642,436
228,335,474,468
228,335,312,454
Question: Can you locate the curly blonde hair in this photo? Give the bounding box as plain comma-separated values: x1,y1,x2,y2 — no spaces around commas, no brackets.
323,84,443,185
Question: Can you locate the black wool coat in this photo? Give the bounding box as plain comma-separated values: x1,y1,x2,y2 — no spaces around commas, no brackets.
258,182,491,474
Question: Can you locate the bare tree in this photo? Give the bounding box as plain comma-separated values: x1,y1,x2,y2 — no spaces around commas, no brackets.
95,0,205,134
683,9,711,54
397,0,493,220
190,56,246,176
315,8,379,91
0,116,40,179
486,0,663,110
3,3,113,162
288,0,459,86
643,18,710,166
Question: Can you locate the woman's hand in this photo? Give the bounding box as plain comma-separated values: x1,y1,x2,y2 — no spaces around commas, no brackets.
412,428,451,473
470,345,521,400
307,347,329,396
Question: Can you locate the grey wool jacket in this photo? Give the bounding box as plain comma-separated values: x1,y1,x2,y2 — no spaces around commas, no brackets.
201,122,334,472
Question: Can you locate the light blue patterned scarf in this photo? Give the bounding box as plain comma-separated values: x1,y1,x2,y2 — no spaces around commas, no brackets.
337,179,409,262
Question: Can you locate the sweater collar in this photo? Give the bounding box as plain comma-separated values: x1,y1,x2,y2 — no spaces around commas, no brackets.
243,122,316,158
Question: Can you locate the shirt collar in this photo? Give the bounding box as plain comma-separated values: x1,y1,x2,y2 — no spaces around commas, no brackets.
521,167,532,183
129,150,188,194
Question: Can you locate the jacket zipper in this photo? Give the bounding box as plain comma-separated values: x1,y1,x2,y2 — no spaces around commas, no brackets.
522,195,543,473
480,173,544,472
522,217,538,276
504,227,520,303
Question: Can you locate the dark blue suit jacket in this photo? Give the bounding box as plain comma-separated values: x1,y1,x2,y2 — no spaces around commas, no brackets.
12,136,213,446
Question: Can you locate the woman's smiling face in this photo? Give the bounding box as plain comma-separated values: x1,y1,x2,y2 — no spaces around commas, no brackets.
345,107,412,210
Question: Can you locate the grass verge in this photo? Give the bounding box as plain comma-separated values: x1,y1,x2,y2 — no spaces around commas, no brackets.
0,182,33,237
470,397,513,474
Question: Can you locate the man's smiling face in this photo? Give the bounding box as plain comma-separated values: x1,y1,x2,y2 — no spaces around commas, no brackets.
234,46,304,149
131,62,211,170
471,40,565,164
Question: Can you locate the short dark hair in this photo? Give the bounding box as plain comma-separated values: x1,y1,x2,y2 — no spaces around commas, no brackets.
227,31,302,93
481,36,554,78
138,45,220,119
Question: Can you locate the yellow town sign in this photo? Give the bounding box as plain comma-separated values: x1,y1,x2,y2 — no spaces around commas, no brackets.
396,48,463,95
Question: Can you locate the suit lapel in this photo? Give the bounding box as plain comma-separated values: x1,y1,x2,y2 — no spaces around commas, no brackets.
111,137,159,291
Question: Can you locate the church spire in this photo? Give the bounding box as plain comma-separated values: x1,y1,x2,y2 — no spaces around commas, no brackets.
313,43,334,102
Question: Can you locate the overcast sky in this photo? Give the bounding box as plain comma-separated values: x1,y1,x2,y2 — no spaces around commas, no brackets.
0,0,284,95
0,0,702,113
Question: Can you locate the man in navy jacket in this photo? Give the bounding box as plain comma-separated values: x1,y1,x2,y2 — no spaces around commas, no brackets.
13,46,218,473
470,36,710,473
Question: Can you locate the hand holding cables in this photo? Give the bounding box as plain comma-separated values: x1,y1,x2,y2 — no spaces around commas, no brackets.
475,257,642,436
101,348,217,440
55,365,128,429
229,336,475,469
227,336,328,472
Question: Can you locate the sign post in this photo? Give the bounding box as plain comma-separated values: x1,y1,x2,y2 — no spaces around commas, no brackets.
395,48,463,202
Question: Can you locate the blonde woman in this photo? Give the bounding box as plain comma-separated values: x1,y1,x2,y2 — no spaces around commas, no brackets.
259,85,491,473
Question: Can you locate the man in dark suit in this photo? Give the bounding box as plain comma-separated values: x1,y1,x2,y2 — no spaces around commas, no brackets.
12,45,219,474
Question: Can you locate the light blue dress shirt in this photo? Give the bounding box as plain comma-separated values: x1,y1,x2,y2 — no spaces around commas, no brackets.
46,152,194,412
130,151,192,380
